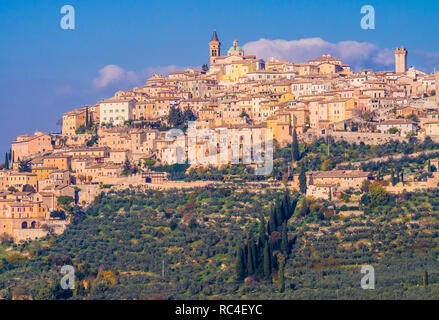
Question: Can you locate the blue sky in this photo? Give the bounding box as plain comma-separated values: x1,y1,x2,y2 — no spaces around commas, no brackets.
0,0,439,156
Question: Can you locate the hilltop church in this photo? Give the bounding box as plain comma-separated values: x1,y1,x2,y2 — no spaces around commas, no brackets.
208,30,265,82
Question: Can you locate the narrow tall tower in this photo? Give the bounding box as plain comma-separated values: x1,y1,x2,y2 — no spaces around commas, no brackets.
209,30,221,66
435,70,439,108
395,46,408,73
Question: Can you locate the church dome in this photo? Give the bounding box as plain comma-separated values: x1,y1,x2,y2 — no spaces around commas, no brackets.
229,45,242,51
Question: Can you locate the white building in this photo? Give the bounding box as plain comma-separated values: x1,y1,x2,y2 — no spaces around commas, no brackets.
376,119,419,136
247,71,284,81
99,98,136,126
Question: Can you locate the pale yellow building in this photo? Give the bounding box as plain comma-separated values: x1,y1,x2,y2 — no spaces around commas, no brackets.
42,154,72,171
32,166,57,181
327,98,355,124
424,121,439,136
293,170,373,191
62,108,87,135
3,172,38,192
267,113,292,146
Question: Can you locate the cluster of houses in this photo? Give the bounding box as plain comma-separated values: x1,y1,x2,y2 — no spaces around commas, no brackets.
2,32,439,242
2,129,169,242
62,36,439,148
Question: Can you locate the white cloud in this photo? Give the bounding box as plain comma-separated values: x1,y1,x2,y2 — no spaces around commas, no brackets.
242,37,396,71
93,64,181,91
93,65,128,89
371,48,394,66
410,50,439,72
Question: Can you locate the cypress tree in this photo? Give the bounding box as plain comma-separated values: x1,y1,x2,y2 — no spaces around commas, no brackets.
267,220,273,236
280,201,287,221
269,207,277,231
281,222,288,256
259,213,266,244
251,240,257,275
292,127,300,162
283,191,291,218
275,204,283,228
123,157,132,175
243,244,248,272
235,247,246,280
247,240,254,275
263,241,271,280
299,165,307,194
4,153,9,170
424,270,429,287
391,168,397,186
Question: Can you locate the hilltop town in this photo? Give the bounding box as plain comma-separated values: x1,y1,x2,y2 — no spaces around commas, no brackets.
1,31,439,243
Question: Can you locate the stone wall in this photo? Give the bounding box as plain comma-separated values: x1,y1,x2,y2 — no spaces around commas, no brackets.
301,131,407,145
11,219,68,243
77,184,102,205
13,228,48,242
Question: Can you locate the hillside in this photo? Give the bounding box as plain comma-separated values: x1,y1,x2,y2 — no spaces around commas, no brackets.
1,187,439,299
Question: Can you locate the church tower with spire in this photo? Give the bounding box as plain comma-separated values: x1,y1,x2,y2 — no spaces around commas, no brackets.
209,30,221,66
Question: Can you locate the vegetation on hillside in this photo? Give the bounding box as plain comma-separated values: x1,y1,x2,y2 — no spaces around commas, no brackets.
2,187,439,299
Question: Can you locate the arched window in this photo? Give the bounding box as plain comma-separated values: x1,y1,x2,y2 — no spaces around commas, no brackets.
21,221,27,229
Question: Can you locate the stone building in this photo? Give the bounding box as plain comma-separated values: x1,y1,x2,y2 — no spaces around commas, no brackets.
395,46,408,74
0,199,66,243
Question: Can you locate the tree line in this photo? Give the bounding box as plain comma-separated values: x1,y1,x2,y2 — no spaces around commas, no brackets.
235,191,297,292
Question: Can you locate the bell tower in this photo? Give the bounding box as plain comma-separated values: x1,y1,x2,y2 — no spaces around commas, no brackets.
395,46,408,74
209,30,221,66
